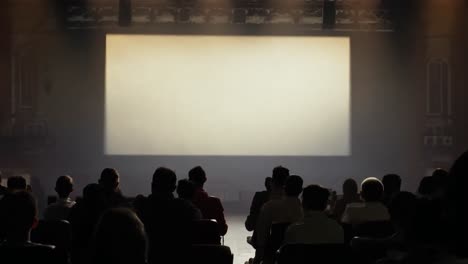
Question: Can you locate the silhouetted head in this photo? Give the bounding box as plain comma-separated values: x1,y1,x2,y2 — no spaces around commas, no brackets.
55,175,74,199
432,168,448,179
99,168,120,192
272,166,289,188
302,184,330,211
152,167,177,194
418,176,437,197
188,166,206,188
342,178,358,196
7,176,27,192
284,175,303,197
361,177,384,202
177,179,196,200
92,208,147,264
388,191,417,231
382,174,401,195
1,191,38,241
264,177,272,192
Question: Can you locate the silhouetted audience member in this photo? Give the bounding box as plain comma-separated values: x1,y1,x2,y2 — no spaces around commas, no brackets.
254,175,304,264
189,166,228,236
382,174,401,206
176,179,202,218
269,166,290,200
7,175,27,192
90,208,147,264
99,168,127,208
0,191,64,264
285,184,344,244
342,177,390,224
350,191,417,264
418,176,437,198
44,175,76,221
332,178,361,220
245,177,272,231
133,167,201,264
69,183,106,264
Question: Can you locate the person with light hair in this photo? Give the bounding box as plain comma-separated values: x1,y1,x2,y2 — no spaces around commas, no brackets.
341,177,390,224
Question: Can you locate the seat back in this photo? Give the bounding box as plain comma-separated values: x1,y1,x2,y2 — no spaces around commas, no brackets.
31,220,72,250
277,243,350,264
190,219,221,245
188,244,233,264
0,243,66,264
354,221,394,238
264,222,291,264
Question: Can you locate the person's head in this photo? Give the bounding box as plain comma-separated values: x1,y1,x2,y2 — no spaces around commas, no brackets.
1,191,38,241
302,184,330,211
176,179,196,200
382,174,402,195
284,175,303,197
418,176,437,197
342,178,358,196
7,176,27,192
361,177,384,202
55,175,74,199
388,191,417,231
265,177,272,192
188,166,206,188
432,168,448,179
152,167,177,194
272,166,289,189
92,208,147,264
99,168,120,192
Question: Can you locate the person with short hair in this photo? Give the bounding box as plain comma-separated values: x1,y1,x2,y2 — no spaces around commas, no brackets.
176,179,202,219
254,175,304,264
245,177,273,231
382,174,402,206
99,168,127,208
0,191,64,264
7,176,27,192
133,167,201,264
44,175,76,221
189,166,228,236
341,177,390,224
331,178,361,220
269,166,290,200
285,184,344,244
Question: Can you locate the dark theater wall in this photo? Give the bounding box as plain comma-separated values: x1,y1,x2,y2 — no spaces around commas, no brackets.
0,3,12,130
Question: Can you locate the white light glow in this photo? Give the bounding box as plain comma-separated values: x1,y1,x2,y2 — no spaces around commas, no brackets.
106,35,350,156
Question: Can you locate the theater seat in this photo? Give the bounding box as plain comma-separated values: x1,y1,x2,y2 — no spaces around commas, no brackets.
277,243,350,264
0,242,67,264
354,221,394,238
31,220,72,250
187,244,233,264
190,219,221,245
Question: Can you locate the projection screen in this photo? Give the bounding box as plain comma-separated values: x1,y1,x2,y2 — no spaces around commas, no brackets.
105,35,350,156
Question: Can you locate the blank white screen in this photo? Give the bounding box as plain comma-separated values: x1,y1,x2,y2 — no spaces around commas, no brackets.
105,35,350,156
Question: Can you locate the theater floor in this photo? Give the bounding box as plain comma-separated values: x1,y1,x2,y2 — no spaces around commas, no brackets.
224,213,255,264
